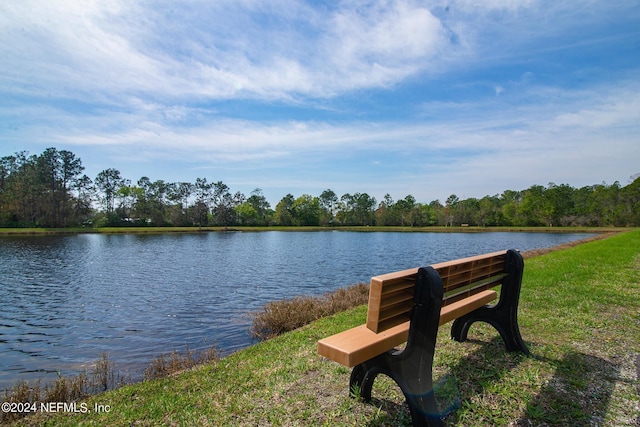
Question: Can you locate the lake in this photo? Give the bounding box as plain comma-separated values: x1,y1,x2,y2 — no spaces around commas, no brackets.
0,230,595,390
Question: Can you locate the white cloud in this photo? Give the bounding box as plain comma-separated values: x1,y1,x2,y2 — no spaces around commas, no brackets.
1,0,453,103
451,0,536,12
323,1,446,86
551,97,640,130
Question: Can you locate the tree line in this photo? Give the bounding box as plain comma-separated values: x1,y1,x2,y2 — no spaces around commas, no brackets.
1,148,639,228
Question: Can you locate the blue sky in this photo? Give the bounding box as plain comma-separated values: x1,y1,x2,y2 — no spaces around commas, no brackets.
1,1,639,207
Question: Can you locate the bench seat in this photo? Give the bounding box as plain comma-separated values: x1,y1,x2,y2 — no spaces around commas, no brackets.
318,289,497,367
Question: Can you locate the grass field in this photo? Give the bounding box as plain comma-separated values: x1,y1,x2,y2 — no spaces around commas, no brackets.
7,229,640,426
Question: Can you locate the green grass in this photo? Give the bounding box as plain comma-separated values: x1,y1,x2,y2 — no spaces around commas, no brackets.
8,229,640,426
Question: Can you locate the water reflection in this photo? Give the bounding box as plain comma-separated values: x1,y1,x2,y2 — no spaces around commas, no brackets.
0,231,594,389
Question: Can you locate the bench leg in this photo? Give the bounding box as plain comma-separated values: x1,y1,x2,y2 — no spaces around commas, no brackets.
350,267,445,427
451,249,529,355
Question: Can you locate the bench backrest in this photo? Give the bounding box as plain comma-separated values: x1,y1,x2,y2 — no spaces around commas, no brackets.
366,250,510,333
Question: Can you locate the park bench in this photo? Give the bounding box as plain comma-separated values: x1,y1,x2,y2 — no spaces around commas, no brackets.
317,249,529,427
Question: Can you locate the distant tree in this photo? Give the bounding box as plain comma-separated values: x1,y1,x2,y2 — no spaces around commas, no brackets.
457,197,479,225
414,203,436,226
211,182,243,226
235,202,259,225
247,188,271,225
274,194,295,226
357,193,377,225
601,181,627,226
620,175,640,226
338,192,376,225
544,183,575,226
167,182,194,225
59,150,84,226
587,182,619,226
135,177,153,222
37,147,61,226
336,193,354,225
95,168,125,217
518,185,545,226
478,195,502,226
175,182,195,213
33,147,85,226
445,194,459,226
192,177,212,227
115,180,135,220
319,189,338,225
395,195,416,226
383,195,399,226
2,152,36,225
376,194,397,226
73,174,95,224
0,154,21,225
500,190,521,226
211,181,239,226
571,185,596,226
149,180,169,224
428,200,445,226
292,194,320,226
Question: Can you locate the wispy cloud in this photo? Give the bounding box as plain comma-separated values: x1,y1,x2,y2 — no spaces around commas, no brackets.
1,0,453,103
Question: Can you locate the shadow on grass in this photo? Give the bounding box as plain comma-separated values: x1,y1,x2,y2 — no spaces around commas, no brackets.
360,338,622,426
363,336,528,426
521,351,620,426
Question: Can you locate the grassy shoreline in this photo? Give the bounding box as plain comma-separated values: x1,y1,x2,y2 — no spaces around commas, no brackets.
0,225,623,236
7,229,640,426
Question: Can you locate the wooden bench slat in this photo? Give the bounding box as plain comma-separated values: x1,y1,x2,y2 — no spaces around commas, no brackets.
443,273,507,302
437,259,505,287
375,314,412,333
366,250,509,333
377,287,414,311
318,289,498,367
430,250,506,271
376,277,416,294
378,301,413,324
439,289,497,325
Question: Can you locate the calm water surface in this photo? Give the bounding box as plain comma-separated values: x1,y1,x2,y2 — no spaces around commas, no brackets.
0,231,594,389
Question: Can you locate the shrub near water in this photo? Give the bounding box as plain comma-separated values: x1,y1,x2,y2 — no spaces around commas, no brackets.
1,347,220,424
0,354,126,424
143,345,220,381
250,282,369,340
